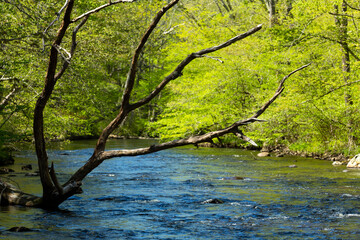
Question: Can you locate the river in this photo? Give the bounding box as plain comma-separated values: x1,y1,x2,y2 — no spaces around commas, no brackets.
1,139,360,239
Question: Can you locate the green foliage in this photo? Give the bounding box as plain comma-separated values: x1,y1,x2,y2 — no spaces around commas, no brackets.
2,0,360,157
148,0,360,156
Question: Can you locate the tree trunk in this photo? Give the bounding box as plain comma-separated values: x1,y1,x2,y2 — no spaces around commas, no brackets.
335,1,354,147
265,0,278,27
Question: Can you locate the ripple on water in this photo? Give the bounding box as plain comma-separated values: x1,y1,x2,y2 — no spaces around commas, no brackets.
3,140,360,239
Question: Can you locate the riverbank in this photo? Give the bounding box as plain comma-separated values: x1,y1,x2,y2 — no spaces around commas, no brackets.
198,142,351,165
1,134,354,167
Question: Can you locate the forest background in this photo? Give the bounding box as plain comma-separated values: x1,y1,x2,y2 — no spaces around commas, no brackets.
1,0,360,163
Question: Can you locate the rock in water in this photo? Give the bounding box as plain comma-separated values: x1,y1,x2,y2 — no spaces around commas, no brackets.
201,198,224,204
347,154,360,168
257,152,270,157
220,176,244,180
0,168,14,174
8,227,32,232
332,161,343,166
25,172,39,177
22,164,32,171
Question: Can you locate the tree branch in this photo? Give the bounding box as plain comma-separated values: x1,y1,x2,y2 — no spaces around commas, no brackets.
86,0,180,160
55,16,89,81
0,179,42,207
234,129,258,147
50,162,63,195
0,88,17,111
328,12,358,19
66,23,263,184
71,0,137,23
200,55,224,63
99,64,309,160
122,0,180,108
44,0,69,34
130,24,263,110
316,34,360,61
251,63,310,119
0,35,35,43
344,0,360,11
42,0,70,51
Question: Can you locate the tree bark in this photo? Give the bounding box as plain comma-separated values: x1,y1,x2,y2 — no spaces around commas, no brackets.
263,0,278,27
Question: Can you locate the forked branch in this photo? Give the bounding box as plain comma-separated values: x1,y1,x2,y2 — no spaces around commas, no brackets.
131,24,263,110
122,0,180,107
68,23,264,183
99,64,310,160
251,63,311,118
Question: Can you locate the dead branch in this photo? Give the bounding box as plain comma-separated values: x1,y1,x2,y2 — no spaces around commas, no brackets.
200,55,224,63
130,24,263,111
122,0,180,108
0,88,17,111
0,179,42,207
98,64,309,160
44,0,70,34
55,16,89,81
251,63,311,119
71,0,136,23
0,77,17,81
50,162,64,195
234,129,258,147
42,0,70,51
85,0,181,161
66,23,273,183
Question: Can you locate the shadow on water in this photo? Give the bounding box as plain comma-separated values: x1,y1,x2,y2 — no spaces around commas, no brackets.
1,139,360,239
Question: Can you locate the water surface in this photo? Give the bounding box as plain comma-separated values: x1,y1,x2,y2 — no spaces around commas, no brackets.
1,139,359,239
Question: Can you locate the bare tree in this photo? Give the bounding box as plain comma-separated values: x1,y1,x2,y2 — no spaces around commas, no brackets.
0,0,309,209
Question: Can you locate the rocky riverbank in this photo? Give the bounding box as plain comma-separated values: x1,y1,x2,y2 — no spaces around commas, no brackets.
199,142,352,166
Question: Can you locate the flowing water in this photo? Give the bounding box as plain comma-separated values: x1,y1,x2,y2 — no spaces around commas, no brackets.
1,139,360,239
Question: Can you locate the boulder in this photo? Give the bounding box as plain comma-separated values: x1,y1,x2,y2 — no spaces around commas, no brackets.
201,198,224,204
332,161,343,166
347,154,360,168
21,164,32,171
257,151,270,157
8,227,32,232
0,167,15,174
25,172,39,177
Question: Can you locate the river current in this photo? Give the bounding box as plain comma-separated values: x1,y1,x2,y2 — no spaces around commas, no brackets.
1,139,360,239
